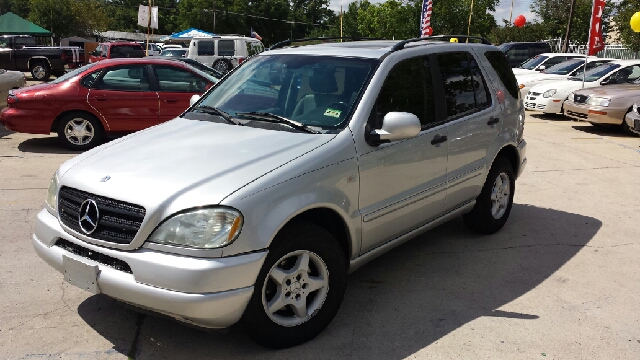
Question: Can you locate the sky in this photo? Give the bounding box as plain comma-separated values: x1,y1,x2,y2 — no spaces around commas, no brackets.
327,0,537,26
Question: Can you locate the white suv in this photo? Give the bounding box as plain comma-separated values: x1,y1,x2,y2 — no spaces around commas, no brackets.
33,36,526,349
187,35,264,73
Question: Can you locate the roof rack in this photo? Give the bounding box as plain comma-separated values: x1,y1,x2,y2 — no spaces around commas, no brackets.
269,37,384,50
391,35,492,52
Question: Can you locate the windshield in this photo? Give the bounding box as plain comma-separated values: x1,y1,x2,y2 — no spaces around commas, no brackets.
542,59,584,75
161,49,187,57
194,54,377,133
568,63,620,82
519,55,547,70
49,63,98,84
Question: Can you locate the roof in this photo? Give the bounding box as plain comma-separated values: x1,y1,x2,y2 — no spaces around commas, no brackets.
101,41,143,46
262,40,497,59
0,12,51,36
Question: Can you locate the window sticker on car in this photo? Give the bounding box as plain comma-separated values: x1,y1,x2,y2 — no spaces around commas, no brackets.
324,108,341,118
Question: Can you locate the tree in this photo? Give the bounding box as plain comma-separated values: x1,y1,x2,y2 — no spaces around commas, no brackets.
489,21,551,44
29,0,109,39
529,0,612,43
612,0,640,51
0,0,30,18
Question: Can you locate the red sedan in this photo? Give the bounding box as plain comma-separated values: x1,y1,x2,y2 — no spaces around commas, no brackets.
0,58,217,150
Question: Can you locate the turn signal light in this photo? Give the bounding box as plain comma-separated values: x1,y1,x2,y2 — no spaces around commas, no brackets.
588,110,607,115
6,95,18,105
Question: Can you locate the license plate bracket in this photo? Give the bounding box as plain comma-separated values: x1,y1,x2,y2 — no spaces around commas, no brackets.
63,255,100,294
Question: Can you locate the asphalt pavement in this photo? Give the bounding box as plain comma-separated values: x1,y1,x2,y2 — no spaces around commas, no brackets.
1,111,639,359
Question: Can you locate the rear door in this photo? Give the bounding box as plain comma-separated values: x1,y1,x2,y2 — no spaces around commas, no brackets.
87,64,159,131
152,64,211,123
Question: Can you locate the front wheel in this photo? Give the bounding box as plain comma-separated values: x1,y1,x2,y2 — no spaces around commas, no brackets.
30,62,50,81
57,112,104,150
241,221,347,348
622,110,638,136
212,59,231,74
463,156,515,234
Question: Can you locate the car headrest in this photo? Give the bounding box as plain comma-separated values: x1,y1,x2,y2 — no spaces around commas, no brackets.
309,70,338,94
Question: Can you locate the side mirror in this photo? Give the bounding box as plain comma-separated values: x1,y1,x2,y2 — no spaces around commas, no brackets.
536,65,546,71
600,78,612,85
189,94,201,106
366,112,421,145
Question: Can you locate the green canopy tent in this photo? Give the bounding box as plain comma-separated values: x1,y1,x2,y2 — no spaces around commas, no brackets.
0,12,52,36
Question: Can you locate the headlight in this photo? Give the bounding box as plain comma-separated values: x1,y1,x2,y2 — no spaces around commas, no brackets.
586,96,611,107
45,172,58,214
149,208,243,249
542,89,557,98
633,102,639,114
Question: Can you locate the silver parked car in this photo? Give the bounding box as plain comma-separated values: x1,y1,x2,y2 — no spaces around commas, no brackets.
0,69,26,108
33,37,527,348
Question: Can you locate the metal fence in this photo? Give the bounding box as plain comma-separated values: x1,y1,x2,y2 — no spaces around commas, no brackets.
548,38,640,59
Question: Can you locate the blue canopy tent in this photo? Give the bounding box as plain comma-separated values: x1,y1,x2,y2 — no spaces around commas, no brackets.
160,28,217,43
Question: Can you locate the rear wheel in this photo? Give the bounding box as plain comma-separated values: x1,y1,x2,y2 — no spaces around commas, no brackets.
212,59,231,74
57,112,104,150
241,221,347,348
30,62,50,81
463,156,515,234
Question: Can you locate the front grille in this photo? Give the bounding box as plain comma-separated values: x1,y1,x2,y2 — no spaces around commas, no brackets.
566,110,588,119
524,102,546,110
54,239,133,274
574,94,589,104
58,186,146,244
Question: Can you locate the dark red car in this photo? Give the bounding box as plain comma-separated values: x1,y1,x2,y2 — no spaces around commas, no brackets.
0,58,217,150
89,42,145,63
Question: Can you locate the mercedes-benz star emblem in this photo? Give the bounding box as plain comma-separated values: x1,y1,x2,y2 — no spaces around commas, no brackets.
78,199,100,234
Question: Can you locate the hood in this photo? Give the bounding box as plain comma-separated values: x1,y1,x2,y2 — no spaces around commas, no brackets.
59,118,335,213
574,84,640,98
517,73,565,84
512,69,538,75
529,78,602,96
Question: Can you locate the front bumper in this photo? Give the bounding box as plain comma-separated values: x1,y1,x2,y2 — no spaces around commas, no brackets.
625,111,640,135
33,209,267,328
563,101,627,125
523,92,564,114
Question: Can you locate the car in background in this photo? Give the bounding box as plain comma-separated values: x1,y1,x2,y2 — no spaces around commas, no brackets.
516,57,614,96
0,58,217,150
498,41,552,68
562,79,640,135
160,48,188,58
624,103,640,136
148,56,223,79
159,44,184,51
0,69,26,108
512,53,585,75
524,60,640,114
137,42,161,56
89,42,146,63
187,36,264,74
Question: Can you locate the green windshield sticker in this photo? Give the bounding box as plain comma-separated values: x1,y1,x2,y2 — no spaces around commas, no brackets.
324,108,342,118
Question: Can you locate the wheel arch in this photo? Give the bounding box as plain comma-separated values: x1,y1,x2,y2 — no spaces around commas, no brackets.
494,143,520,176
27,56,52,70
50,109,105,133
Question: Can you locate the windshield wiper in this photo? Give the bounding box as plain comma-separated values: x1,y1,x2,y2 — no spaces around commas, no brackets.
192,105,242,125
235,112,321,134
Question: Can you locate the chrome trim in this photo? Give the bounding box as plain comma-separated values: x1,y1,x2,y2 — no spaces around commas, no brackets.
362,182,447,222
447,165,485,184
350,200,475,273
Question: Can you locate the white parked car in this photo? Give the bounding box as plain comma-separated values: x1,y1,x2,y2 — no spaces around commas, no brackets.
187,36,264,74
524,59,640,114
516,57,613,96
512,53,585,75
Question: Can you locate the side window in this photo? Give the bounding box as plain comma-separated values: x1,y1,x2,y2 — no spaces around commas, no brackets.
437,52,491,120
197,41,215,56
218,40,235,56
612,65,640,83
95,65,151,91
101,46,107,57
484,51,519,99
154,66,206,92
543,56,567,67
81,71,101,88
374,57,435,129
511,44,530,63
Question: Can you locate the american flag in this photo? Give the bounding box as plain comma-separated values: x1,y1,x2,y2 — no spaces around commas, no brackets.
420,0,433,37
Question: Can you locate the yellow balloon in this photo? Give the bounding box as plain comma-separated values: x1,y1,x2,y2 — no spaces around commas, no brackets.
450,38,458,43
631,12,640,32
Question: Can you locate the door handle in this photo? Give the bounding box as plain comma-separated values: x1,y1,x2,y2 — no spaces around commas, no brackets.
431,134,448,145
93,97,107,102
487,117,499,126
164,99,178,104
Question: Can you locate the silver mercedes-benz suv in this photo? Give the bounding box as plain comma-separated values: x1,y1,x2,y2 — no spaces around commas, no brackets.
34,36,527,348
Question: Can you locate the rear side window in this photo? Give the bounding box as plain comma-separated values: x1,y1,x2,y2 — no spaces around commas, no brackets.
95,65,151,91
154,66,207,92
436,52,491,120
198,41,215,56
374,57,435,129
218,40,235,56
484,51,519,99
110,45,145,59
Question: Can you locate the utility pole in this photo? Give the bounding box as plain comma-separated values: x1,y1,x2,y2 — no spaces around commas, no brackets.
213,0,216,33
508,0,514,23
562,0,577,53
467,0,474,36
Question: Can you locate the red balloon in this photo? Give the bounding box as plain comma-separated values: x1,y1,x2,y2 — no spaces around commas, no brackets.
425,26,433,36
514,15,526,28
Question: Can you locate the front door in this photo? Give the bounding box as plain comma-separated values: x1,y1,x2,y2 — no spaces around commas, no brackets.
87,64,159,132
152,65,210,123
357,56,448,254
434,51,502,211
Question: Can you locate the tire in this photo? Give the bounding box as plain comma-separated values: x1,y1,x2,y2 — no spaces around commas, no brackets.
57,112,104,151
212,59,231,74
241,221,347,349
622,110,638,136
30,62,50,81
463,156,515,234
